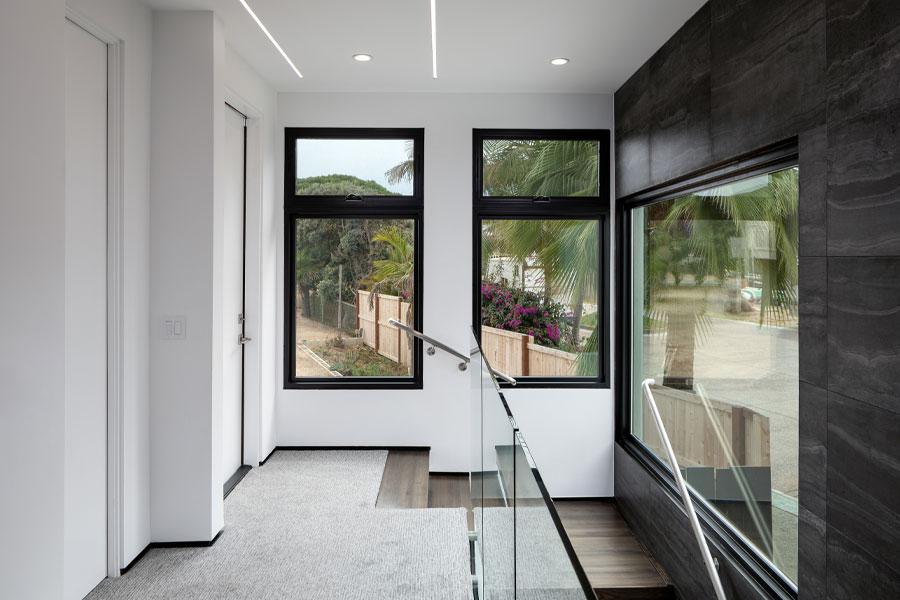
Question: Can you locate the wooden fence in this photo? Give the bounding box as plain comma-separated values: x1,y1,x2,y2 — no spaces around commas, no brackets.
480,325,577,377
641,385,771,468
357,290,413,367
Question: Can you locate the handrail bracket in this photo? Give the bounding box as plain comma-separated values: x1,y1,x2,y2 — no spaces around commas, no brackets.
388,319,470,371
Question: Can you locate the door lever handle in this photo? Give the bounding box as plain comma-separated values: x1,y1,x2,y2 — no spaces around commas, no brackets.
239,335,252,345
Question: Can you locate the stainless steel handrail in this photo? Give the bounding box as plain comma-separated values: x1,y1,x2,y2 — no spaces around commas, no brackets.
490,368,517,386
388,319,469,371
642,378,727,600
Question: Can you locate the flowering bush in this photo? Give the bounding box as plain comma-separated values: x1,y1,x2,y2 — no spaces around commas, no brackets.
480,281,569,347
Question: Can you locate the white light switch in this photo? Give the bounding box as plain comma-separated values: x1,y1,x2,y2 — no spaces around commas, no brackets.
162,316,186,340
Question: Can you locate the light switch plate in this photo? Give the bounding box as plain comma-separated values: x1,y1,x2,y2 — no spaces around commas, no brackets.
162,316,187,340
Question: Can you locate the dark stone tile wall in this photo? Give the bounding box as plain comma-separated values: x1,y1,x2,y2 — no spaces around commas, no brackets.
614,0,900,598
709,0,826,159
827,258,900,412
648,4,712,185
615,63,652,197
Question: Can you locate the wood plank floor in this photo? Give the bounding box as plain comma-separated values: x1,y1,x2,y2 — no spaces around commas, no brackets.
428,473,473,529
555,500,674,599
375,449,430,509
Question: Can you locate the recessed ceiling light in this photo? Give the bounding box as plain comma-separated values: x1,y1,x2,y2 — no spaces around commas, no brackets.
238,0,303,80
550,57,570,66
353,53,373,62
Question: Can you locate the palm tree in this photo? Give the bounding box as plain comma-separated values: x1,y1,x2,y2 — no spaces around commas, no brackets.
385,140,415,187
482,141,798,385
367,225,414,299
644,168,799,389
483,139,600,197
366,224,415,363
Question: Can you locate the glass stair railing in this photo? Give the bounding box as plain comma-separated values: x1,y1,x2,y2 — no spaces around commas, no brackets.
469,329,596,600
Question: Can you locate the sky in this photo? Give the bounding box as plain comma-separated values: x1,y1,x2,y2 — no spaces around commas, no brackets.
296,138,413,195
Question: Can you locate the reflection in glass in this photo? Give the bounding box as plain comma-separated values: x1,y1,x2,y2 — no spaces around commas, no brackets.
295,138,413,196
294,218,415,378
471,335,516,599
480,219,600,378
513,431,584,598
630,167,799,582
482,139,600,197
470,331,592,600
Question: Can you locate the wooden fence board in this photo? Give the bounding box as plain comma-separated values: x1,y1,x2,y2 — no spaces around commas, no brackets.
356,291,413,368
640,385,771,469
480,326,578,377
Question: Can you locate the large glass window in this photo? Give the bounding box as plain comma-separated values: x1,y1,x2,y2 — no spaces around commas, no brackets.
285,129,423,389
474,130,610,387
628,165,799,583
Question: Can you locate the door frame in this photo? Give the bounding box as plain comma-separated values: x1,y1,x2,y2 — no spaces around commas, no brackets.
225,99,248,473
224,87,264,468
65,5,126,579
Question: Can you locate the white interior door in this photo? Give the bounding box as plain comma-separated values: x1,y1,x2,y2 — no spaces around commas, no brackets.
64,19,108,600
222,106,246,482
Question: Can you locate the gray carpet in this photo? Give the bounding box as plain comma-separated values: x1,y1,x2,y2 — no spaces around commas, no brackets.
476,506,586,600
89,451,473,600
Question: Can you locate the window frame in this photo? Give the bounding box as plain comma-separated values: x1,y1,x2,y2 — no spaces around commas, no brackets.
615,139,801,599
283,127,424,390
472,129,611,389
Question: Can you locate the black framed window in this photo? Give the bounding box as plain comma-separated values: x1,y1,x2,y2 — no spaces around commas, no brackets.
284,128,424,389
473,129,610,388
616,140,800,596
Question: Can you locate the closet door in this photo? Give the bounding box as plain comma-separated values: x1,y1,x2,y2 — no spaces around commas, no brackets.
64,18,108,600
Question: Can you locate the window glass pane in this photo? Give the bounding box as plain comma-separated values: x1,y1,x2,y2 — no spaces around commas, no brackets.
295,138,413,196
480,219,600,378
629,167,799,582
482,139,600,197
294,217,415,378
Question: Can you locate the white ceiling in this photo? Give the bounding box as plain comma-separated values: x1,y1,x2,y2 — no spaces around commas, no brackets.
140,0,706,94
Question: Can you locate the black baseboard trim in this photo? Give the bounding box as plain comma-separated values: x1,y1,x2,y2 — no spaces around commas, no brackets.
120,544,152,575
552,496,615,502
274,445,431,452
224,465,252,499
120,529,224,575
260,446,278,465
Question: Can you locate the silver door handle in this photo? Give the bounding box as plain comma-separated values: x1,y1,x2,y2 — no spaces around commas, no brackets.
239,335,252,345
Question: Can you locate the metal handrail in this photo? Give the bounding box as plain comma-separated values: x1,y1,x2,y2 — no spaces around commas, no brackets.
490,368,517,386
642,378,727,600
388,319,469,371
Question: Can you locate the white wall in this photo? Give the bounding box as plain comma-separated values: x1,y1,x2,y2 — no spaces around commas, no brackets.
1,0,154,586
276,93,614,496
149,10,225,542
224,46,279,465
0,2,67,597
67,0,154,568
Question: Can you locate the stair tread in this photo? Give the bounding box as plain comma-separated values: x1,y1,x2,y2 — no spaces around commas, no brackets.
555,500,673,593
376,449,430,509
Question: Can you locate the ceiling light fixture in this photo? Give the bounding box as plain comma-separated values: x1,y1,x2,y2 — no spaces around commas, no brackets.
550,57,570,66
430,0,438,78
353,53,373,62
238,0,303,79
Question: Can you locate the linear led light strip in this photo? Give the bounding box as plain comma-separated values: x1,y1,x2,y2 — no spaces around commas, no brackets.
430,0,438,78
238,0,303,79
